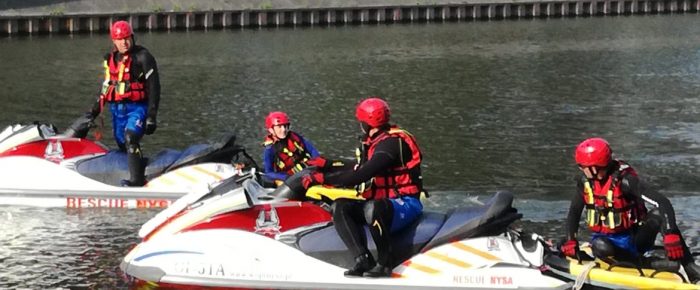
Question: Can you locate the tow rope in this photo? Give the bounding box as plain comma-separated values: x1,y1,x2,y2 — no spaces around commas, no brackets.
573,262,596,290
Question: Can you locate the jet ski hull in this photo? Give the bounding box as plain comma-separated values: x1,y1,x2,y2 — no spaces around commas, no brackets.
123,229,569,289
122,182,571,289
0,156,240,208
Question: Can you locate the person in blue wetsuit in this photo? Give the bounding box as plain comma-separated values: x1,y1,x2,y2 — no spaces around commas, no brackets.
261,111,320,186
300,97,425,278
84,20,160,187
561,137,699,283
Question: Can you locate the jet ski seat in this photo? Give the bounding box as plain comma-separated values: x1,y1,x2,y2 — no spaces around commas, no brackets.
297,211,446,269
74,135,245,186
422,191,522,251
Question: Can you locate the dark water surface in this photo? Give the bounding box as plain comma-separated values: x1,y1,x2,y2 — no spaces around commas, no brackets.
1,14,699,288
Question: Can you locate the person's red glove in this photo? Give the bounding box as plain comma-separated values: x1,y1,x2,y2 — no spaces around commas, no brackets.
663,233,684,260
560,239,579,258
306,156,329,169
301,172,324,189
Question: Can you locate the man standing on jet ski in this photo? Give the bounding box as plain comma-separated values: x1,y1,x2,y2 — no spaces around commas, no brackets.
83,20,160,187
262,111,320,186
300,97,425,278
562,137,699,283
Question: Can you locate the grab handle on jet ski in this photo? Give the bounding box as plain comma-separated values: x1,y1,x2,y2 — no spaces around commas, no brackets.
605,261,645,276
648,259,682,278
574,250,595,264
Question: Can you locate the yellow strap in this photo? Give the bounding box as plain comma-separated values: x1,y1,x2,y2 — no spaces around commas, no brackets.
101,60,111,95
117,56,127,82
292,140,305,152
103,60,109,81
583,182,598,227
293,164,303,172
117,56,127,95
606,189,615,228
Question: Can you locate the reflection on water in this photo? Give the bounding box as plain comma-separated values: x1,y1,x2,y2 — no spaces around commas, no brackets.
1,14,700,288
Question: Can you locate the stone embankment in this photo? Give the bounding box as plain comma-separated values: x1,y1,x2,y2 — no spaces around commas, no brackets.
1,0,698,35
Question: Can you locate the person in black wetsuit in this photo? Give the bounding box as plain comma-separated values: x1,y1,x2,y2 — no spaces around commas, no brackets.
300,97,425,278
83,20,161,187
561,137,699,283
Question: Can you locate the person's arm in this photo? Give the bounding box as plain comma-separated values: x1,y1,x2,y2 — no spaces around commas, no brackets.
135,47,160,118
621,174,679,233
324,137,402,187
88,53,112,119
262,145,288,182
301,136,320,158
566,179,586,240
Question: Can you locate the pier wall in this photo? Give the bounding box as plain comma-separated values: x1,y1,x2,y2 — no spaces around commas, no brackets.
1,0,698,35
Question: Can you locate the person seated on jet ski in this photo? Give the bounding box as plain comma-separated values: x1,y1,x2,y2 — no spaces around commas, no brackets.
300,97,425,278
561,137,699,283
262,111,320,187
81,20,160,187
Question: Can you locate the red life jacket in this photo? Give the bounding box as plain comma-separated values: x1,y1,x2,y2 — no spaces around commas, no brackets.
100,51,146,103
263,131,311,176
581,161,647,234
360,126,423,200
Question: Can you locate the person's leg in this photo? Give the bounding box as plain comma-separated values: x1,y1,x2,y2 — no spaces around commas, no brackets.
636,208,698,283
363,196,423,277
121,103,146,186
332,199,375,277
634,208,663,253
110,103,127,150
362,199,394,278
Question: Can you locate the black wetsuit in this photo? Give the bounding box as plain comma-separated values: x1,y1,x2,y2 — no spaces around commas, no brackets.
89,44,160,186
90,45,161,121
566,161,693,264
325,128,420,268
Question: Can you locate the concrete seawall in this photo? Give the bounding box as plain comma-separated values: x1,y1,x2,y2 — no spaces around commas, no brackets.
1,0,698,35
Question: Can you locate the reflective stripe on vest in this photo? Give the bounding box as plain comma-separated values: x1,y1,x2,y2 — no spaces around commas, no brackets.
101,52,146,102
360,127,423,200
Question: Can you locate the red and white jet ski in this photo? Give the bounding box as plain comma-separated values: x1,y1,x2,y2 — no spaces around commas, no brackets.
120,178,570,289
0,121,254,209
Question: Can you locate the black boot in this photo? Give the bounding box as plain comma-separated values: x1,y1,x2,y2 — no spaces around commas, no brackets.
121,151,145,187
684,261,700,284
344,253,375,277
363,264,392,278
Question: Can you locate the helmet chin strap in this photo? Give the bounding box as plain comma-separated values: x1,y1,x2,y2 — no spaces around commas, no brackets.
360,122,372,139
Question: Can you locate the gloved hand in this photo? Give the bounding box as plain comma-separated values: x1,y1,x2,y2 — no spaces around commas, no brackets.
560,239,579,258
145,115,157,135
306,156,329,169
301,171,324,189
663,233,684,260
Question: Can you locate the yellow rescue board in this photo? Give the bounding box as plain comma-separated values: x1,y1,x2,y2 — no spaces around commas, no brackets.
567,257,699,289
305,186,363,201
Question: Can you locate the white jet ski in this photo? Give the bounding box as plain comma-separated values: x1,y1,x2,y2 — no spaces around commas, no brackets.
120,178,571,289
0,121,256,209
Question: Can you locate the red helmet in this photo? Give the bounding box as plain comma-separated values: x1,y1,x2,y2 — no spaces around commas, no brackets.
355,97,390,128
575,137,612,167
265,111,290,129
111,21,133,40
